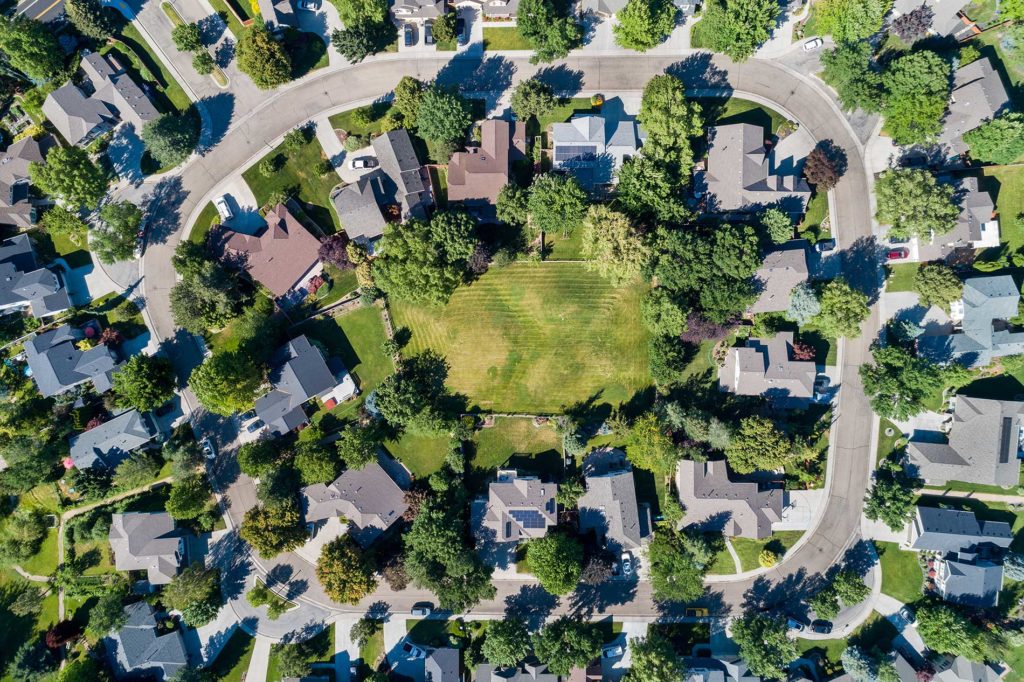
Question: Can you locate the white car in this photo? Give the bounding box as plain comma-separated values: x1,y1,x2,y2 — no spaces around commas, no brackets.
298,0,318,8
215,196,233,222
803,37,824,51
401,640,426,659
602,644,624,658
201,438,216,460
620,552,633,576
410,604,433,617
348,156,378,170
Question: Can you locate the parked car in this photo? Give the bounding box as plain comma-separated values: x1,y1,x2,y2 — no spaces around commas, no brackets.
201,438,216,460
215,196,233,222
886,247,910,262
404,23,414,46
134,219,147,258
686,608,709,618
900,606,916,625
410,603,433,617
349,156,378,169
456,16,467,44
246,419,265,433
803,37,823,51
602,644,624,658
786,616,806,633
811,620,833,634
424,21,434,44
401,640,426,659
815,238,836,253
298,0,318,9
620,552,632,576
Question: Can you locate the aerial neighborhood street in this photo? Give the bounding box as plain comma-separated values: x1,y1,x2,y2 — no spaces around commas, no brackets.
3,0,1024,681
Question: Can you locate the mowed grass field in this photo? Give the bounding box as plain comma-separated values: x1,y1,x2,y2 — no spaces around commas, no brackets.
391,262,652,413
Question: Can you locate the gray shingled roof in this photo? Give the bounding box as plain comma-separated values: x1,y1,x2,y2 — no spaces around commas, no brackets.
750,241,809,314
578,448,650,551
481,0,519,16
24,323,121,397
907,396,1024,488
551,114,643,187
425,648,461,682
705,123,811,213
909,506,1013,553
918,276,1024,367
719,332,816,402
0,233,70,318
933,656,1004,682
300,460,408,547
372,130,432,220
482,470,558,542
108,512,184,585
939,58,1010,155
42,82,111,146
257,0,297,29
475,661,558,682
391,0,445,18
255,336,337,435
69,409,156,470
580,0,627,15
331,169,390,246
105,602,188,680
676,459,784,539
0,137,50,228
936,552,1003,608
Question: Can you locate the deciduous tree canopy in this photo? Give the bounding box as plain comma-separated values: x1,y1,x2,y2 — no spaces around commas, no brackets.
237,24,292,89
875,169,958,239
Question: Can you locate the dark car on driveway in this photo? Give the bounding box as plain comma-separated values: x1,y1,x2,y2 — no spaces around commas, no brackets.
403,23,414,46
811,620,833,634
456,16,467,44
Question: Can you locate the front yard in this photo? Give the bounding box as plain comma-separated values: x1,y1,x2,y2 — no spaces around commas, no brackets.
243,135,341,233
482,27,532,50
730,530,805,572
874,541,923,604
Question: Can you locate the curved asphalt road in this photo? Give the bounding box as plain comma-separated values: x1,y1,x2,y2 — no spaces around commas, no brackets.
142,52,880,624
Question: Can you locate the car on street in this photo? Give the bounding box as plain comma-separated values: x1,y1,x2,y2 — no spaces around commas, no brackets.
811,620,833,634
349,156,378,169
134,219,147,258
404,23,414,46
886,247,910,262
620,552,632,576
401,640,426,659
685,608,709,618
803,37,823,51
900,606,916,624
246,419,265,433
215,196,233,222
201,438,216,460
456,16,467,44
410,603,433,617
815,238,836,253
424,21,434,44
602,644,624,658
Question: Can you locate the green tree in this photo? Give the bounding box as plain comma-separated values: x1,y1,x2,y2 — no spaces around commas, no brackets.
237,24,292,89
637,75,703,171
335,423,379,469
29,147,107,211
166,474,213,521
859,345,944,421
8,639,56,682
786,282,821,325
163,562,221,626
294,438,341,485
331,0,388,24
695,0,779,61
642,288,688,337
349,618,379,648
527,532,583,595
810,586,840,620
240,503,306,558
316,536,376,604
815,0,891,42
0,16,63,80
1005,0,1024,19
374,211,476,304
875,169,958,240
171,22,203,51
760,208,793,244
821,42,884,113
237,440,280,478
616,156,692,223
113,451,161,490
392,76,424,128
58,657,109,682
731,612,798,679
66,0,119,39
725,416,791,474
481,618,530,668
882,50,952,145
914,263,963,311
624,412,677,475
579,205,651,285
416,85,471,159
613,0,677,51
331,20,398,62
112,354,176,412
189,351,264,416
864,458,920,531
10,587,45,617
964,112,1024,165
916,603,992,661
510,78,557,120
532,617,603,675
527,173,587,238
496,183,529,226
0,508,47,562
555,476,585,508
649,334,690,388
626,632,686,681
712,223,761,280
648,530,712,602
143,112,199,168
192,52,215,75
432,12,457,42
85,592,126,637
92,201,143,264
40,206,88,244
373,352,452,433
813,278,869,339
516,0,582,63
277,643,311,678
834,569,870,605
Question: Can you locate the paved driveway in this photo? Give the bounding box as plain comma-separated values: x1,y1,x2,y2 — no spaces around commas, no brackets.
217,175,264,232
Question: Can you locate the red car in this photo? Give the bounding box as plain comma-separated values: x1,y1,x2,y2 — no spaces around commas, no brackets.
886,247,910,261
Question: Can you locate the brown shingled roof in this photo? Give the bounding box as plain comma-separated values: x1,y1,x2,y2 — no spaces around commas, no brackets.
448,119,526,205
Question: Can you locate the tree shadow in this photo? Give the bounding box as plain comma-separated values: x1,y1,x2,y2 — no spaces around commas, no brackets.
504,583,559,629
534,65,585,97
141,176,187,247
197,92,236,153
666,53,733,91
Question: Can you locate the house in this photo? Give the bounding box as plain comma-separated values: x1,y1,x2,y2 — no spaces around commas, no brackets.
447,119,527,215
481,470,558,543
891,0,972,36
108,512,185,585
704,123,812,214
300,460,408,547
931,177,1000,251
0,136,52,228
906,506,1013,553
391,0,446,20
718,332,817,403
939,58,1010,157
551,111,644,189
675,459,784,539
750,241,809,314
104,602,188,681
0,233,71,318
935,552,1003,607
931,656,1005,682
906,396,1024,488
567,663,603,682
258,0,297,33
69,409,157,470
470,0,520,18
43,52,159,146
211,203,323,301
682,657,761,682
581,0,627,16
24,323,122,397
475,660,558,682
917,276,1024,368
425,648,461,682
331,171,391,252
578,448,651,553
255,336,356,436
372,130,432,220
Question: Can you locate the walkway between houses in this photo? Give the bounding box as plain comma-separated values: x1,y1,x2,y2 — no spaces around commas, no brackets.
246,637,272,682
919,489,1024,504
12,565,51,582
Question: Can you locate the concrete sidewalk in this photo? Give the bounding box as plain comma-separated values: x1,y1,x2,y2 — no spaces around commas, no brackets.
247,637,272,682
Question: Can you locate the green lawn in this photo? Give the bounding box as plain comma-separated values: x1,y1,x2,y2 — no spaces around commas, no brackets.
406,618,472,648
391,262,652,414
329,102,393,137
356,620,385,676
707,541,737,575
981,165,1024,255
885,262,919,293
267,628,332,682
536,97,599,134
544,228,585,260
874,541,922,604
314,264,360,310
18,529,58,576
209,629,256,682
0,571,59,682
876,419,903,464
799,190,830,243
80,292,147,338
76,536,116,577
482,27,532,50
190,202,220,245
243,136,341,233
730,530,804,572
29,226,91,270
384,431,452,479
283,29,329,79
207,0,249,37
468,417,562,492
797,613,899,678
109,25,191,113
712,98,787,135
429,166,448,208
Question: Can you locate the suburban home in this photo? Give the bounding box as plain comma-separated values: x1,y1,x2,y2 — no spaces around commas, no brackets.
718,332,817,403
475,660,558,682
447,119,527,216
373,130,433,220
108,512,185,585
0,233,71,319
104,602,188,681
703,123,812,214
675,459,784,539
391,0,446,20
255,335,357,436
69,409,157,470
578,448,651,553
906,396,1024,488
891,0,972,36
906,506,1013,553
331,171,392,253
567,663,603,682
425,648,462,682
469,0,519,18
931,656,1004,682
551,108,645,189
939,57,1011,157
211,203,323,302
682,657,761,682
24,323,122,397
0,136,52,228
481,470,558,543
928,177,1000,252
750,241,809,314
934,551,1004,607
580,0,627,16
300,460,408,547
258,0,297,33
43,51,159,146
917,275,1024,368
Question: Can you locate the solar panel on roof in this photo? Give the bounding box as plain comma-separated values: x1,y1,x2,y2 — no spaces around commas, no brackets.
510,509,547,529
555,145,598,162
